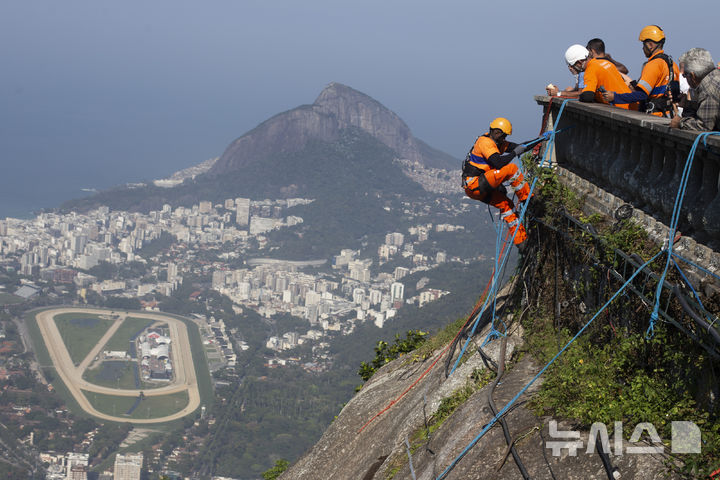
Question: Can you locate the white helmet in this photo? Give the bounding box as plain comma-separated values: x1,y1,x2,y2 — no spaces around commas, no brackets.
565,44,589,65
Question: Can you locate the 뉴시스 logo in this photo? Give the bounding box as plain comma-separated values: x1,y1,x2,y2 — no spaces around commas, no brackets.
546,420,701,456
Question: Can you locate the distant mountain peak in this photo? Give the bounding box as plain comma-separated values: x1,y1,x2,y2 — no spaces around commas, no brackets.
209,83,455,176
314,82,389,111
313,82,407,127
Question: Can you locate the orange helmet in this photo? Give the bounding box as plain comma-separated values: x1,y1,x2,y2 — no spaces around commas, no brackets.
639,25,665,43
490,117,512,135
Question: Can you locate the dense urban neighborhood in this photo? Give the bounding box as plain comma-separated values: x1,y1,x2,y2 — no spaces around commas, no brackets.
0,175,492,478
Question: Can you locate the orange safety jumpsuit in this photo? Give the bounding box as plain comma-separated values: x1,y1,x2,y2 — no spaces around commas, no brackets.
462,134,530,244
582,57,639,110
637,50,680,116
613,50,680,115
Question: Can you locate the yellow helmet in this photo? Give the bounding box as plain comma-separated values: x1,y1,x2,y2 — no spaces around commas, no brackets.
639,25,665,43
490,117,512,135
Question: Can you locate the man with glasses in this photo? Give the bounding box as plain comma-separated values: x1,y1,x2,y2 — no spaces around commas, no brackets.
546,39,628,98
561,44,638,110
670,48,720,131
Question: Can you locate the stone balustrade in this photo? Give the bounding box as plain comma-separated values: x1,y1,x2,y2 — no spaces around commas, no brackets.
535,96,720,252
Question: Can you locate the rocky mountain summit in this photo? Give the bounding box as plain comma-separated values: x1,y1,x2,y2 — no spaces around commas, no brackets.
63,82,457,215
209,82,456,176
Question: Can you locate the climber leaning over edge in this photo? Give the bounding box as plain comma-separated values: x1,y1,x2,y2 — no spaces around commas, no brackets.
461,117,531,245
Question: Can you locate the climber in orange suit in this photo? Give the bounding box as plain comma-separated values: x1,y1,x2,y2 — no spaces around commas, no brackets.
462,117,531,245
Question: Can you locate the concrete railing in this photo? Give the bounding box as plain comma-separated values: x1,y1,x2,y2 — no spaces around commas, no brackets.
536,96,720,252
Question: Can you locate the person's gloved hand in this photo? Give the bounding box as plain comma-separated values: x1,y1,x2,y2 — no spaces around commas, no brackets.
513,145,527,156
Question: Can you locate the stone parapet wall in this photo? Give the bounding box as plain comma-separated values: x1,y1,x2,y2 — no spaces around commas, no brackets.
555,165,720,294
535,96,720,291
535,96,720,251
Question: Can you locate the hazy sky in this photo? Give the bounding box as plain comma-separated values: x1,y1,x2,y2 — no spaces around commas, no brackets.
1,0,718,216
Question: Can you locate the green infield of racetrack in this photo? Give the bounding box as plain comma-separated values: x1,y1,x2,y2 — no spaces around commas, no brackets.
82,389,190,419
54,312,115,365
82,360,164,390
83,361,138,390
102,316,155,352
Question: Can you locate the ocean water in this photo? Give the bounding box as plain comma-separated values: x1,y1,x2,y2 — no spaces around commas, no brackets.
0,161,155,220
0,181,94,219
0,140,213,220
0,88,238,220
0,158,128,219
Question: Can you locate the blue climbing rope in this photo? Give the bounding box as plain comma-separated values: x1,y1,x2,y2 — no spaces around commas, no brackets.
672,256,718,327
449,99,575,375
486,218,509,342
648,132,720,339
672,252,720,284
436,250,664,480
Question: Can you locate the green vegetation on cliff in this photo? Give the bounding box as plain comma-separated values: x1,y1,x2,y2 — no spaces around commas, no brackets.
519,164,720,478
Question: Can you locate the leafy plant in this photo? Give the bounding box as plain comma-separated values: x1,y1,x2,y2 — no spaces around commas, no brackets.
262,459,290,480
357,330,428,382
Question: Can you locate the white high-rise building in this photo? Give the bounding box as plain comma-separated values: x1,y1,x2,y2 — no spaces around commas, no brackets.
385,232,404,246
238,282,251,300
394,267,409,280
68,465,87,480
113,453,143,480
333,249,356,268
352,288,365,304
212,270,226,289
368,288,383,305
70,234,87,255
167,262,178,283
198,201,213,213
305,290,322,306
391,282,405,302
236,198,250,226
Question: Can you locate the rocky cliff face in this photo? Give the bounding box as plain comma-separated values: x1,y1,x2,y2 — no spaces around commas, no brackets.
209,83,456,176
280,310,676,480
279,244,684,480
